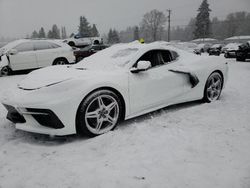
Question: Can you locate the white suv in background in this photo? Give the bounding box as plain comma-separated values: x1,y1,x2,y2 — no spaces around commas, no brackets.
0,39,75,76
64,34,103,47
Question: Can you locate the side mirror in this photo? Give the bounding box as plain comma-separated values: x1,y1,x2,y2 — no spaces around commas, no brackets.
130,61,151,73
8,49,18,55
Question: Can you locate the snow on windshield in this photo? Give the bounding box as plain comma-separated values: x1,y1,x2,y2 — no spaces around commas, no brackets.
74,45,139,69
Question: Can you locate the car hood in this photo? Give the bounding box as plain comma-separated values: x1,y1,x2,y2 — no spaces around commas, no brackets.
18,66,87,90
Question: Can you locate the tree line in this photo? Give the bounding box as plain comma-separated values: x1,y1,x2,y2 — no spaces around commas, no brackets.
29,0,250,44
117,0,250,43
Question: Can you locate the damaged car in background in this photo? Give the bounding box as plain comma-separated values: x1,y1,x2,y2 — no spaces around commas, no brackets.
0,39,75,76
1,41,228,137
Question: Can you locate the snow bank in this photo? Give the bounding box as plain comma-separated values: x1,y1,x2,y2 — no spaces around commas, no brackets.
0,56,250,188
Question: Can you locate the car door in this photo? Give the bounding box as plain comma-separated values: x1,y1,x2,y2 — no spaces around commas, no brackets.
34,41,59,67
9,42,37,71
129,50,187,114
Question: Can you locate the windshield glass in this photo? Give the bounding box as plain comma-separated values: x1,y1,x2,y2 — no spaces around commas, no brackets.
74,45,139,70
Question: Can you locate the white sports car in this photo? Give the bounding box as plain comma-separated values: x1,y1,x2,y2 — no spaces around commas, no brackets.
2,42,228,137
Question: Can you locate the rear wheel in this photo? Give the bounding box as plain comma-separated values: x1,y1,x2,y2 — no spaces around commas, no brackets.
53,58,68,65
0,66,11,77
68,41,75,47
76,90,122,137
203,72,223,103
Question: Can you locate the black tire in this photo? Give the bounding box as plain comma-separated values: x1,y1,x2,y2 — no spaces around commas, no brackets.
68,41,75,47
76,56,84,62
76,89,123,137
0,66,12,77
203,72,223,103
93,40,100,45
53,58,68,65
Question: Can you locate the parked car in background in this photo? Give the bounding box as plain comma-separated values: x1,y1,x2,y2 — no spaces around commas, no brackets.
224,43,241,58
193,43,212,54
64,34,103,47
74,44,109,62
0,39,75,76
236,41,250,61
209,44,223,56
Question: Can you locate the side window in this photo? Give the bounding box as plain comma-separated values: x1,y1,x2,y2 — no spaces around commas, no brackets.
136,50,163,68
170,51,179,61
14,42,34,52
161,50,172,63
34,41,52,50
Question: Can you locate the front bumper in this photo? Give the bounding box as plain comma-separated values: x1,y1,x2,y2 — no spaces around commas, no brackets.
1,85,85,136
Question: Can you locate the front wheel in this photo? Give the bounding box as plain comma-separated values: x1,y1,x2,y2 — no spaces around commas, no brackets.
76,90,122,137
0,66,12,77
203,72,223,103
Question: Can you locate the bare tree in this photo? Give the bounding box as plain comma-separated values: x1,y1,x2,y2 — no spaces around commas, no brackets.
140,9,167,42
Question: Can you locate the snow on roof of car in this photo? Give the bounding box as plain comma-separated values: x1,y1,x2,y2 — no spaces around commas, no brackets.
223,43,240,49
74,41,195,70
192,38,217,42
211,44,222,48
225,36,250,40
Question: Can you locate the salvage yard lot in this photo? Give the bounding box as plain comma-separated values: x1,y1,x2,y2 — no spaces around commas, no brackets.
0,56,250,188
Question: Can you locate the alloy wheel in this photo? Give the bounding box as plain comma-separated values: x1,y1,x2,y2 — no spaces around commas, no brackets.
84,94,119,135
206,73,222,102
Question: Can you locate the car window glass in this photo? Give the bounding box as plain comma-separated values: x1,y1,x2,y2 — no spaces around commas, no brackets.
92,46,100,50
34,41,53,50
161,50,172,63
171,51,179,61
136,50,163,68
14,42,34,52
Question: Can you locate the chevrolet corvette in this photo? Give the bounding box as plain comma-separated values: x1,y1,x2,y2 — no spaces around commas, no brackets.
1,41,228,137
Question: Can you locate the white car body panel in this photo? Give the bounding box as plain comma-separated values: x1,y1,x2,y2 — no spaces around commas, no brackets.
9,50,38,70
1,41,229,136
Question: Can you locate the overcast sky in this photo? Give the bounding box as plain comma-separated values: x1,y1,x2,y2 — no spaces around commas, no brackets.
0,0,249,38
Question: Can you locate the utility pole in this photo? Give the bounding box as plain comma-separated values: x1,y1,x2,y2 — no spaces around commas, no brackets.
167,9,171,42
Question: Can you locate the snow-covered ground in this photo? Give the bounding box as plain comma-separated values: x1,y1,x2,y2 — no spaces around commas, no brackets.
0,55,250,188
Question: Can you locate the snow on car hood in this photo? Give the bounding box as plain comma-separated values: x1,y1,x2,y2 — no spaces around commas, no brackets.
18,66,84,90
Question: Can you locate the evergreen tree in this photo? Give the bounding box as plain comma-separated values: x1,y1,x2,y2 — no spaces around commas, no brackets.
194,0,211,39
61,26,67,39
78,16,91,37
31,30,39,38
38,27,46,38
51,24,60,39
133,26,140,40
112,29,120,43
91,24,100,37
107,29,120,44
107,29,113,44
47,30,53,39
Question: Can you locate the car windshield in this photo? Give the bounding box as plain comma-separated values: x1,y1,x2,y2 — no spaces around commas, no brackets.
74,45,139,70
